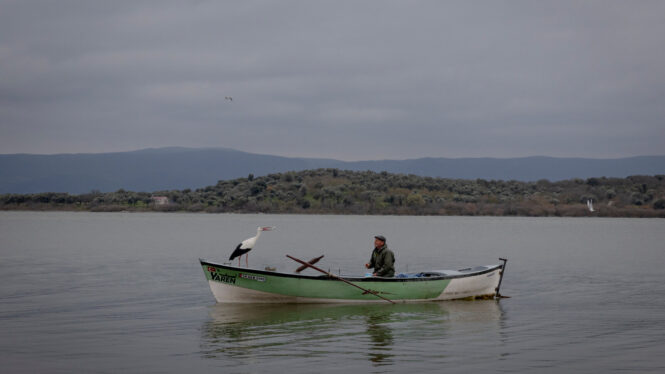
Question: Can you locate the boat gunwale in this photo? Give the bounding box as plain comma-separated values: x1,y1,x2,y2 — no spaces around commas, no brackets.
199,258,502,282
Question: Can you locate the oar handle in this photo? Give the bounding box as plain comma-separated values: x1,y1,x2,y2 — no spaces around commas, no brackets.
286,255,395,304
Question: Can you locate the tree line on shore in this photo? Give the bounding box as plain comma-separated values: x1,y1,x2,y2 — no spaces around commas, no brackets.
2,169,664,217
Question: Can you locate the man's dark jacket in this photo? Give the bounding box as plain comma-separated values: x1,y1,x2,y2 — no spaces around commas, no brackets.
368,244,395,277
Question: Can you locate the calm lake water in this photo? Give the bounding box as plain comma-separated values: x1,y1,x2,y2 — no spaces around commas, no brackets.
1,211,664,373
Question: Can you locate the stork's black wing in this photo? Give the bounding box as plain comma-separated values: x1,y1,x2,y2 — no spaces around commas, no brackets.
229,243,251,260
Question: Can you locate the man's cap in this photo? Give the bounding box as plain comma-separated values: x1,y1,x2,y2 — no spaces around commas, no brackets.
374,235,386,242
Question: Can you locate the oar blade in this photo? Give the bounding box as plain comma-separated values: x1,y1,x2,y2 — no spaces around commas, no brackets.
295,255,325,273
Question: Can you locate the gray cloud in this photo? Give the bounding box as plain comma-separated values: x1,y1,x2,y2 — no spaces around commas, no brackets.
1,0,664,159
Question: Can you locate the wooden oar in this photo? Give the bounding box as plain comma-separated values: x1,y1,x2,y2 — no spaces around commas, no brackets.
286,254,395,304
295,255,325,273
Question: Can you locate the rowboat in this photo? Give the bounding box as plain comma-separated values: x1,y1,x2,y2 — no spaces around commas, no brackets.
199,257,507,303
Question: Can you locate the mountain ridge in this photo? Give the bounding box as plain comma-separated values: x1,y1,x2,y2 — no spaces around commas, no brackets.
1,147,663,194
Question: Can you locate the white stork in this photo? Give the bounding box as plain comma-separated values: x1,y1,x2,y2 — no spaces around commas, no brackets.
229,226,274,267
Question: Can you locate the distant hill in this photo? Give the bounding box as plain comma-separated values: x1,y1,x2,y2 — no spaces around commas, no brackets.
1,147,664,194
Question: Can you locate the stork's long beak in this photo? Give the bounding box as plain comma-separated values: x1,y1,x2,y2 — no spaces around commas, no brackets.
261,226,275,231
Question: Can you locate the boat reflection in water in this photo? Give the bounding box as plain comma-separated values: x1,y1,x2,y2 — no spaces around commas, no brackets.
200,301,503,368
365,309,394,364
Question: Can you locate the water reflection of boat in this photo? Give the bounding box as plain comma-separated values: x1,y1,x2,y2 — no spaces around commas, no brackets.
200,301,503,364
207,302,449,324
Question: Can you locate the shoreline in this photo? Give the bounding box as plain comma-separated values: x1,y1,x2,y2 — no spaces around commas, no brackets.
2,204,663,218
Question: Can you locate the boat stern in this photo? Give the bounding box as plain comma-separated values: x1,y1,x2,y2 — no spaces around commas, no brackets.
434,263,504,300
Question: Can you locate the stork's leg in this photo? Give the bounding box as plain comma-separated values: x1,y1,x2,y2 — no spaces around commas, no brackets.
246,253,249,267
238,257,241,266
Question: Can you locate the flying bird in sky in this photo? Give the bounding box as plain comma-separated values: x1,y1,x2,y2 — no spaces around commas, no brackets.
229,226,274,267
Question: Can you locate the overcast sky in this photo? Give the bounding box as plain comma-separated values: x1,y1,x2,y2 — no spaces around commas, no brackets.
1,1,664,160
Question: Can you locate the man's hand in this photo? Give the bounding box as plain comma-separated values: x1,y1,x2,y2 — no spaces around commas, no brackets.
365,263,370,269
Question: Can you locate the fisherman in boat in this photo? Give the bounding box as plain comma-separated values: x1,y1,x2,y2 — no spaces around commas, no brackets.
365,235,395,277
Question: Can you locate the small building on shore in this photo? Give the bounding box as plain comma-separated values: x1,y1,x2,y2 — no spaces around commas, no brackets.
150,196,169,205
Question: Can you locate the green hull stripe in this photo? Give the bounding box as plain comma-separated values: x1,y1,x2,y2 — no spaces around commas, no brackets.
202,264,451,301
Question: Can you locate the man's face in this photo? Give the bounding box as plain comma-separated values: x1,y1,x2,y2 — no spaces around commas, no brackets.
374,238,385,248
